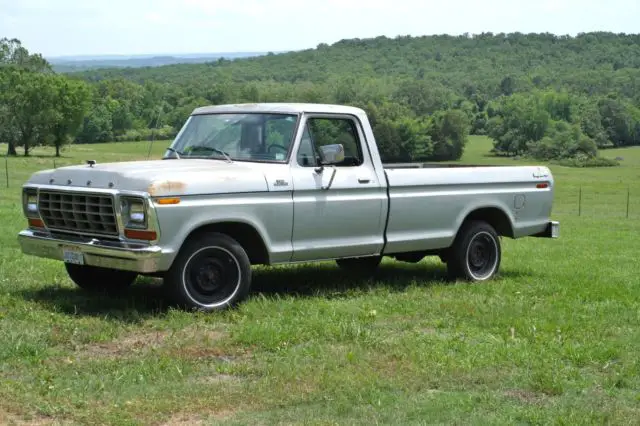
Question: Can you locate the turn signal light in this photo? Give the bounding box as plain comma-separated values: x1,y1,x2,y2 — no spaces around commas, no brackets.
156,197,181,205
124,229,158,240
28,218,45,228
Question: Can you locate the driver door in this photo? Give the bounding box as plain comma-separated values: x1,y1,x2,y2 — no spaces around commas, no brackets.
289,114,386,262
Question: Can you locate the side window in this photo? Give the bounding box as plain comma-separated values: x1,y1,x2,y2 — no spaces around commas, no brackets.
297,126,317,167
297,117,364,167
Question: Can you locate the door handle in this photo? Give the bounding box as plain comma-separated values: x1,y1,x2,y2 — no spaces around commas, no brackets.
358,178,370,184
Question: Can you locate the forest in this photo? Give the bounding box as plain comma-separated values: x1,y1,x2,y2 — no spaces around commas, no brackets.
1,32,640,164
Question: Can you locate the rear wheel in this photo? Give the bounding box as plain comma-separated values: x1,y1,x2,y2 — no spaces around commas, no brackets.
65,264,138,293
447,220,501,282
164,232,252,312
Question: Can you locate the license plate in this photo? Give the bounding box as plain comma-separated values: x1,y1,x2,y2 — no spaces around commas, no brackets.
62,247,84,265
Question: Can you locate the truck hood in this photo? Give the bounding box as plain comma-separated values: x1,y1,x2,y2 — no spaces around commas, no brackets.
26,159,269,196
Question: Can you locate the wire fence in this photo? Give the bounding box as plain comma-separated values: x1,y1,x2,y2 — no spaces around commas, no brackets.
553,186,640,219
2,157,640,219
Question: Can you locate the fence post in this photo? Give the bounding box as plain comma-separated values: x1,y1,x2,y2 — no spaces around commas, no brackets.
53,159,56,169
4,156,8,188
578,187,582,217
627,187,630,219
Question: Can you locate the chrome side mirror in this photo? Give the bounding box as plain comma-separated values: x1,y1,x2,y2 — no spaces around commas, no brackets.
319,144,345,165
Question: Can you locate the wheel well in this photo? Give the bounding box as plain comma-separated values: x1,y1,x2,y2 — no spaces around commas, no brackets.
184,222,270,265
462,207,514,238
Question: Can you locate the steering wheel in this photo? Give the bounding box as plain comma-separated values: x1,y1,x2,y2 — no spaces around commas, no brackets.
267,144,288,154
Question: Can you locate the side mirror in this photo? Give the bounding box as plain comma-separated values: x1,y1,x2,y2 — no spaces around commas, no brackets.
319,144,345,165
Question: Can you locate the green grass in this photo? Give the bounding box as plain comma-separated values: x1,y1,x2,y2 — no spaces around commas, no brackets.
1,138,640,425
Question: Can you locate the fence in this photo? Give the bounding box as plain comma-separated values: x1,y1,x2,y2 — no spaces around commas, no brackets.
553,186,639,219
2,157,640,219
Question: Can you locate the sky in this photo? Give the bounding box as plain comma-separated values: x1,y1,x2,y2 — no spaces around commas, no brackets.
1,0,638,58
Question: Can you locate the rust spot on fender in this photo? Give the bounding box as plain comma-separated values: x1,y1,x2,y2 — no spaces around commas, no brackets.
148,180,187,196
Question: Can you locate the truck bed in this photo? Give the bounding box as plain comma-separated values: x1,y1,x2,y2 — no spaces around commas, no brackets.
383,162,505,169
380,163,554,255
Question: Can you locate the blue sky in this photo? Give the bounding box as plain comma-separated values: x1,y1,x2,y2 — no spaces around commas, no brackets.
1,0,638,57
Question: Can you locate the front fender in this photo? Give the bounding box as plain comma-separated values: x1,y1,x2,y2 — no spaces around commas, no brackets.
152,192,293,269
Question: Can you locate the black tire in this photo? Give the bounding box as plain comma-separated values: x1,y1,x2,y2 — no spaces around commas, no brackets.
164,232,252,312
447,220,501,282
336,256,382,275
65,264,138,293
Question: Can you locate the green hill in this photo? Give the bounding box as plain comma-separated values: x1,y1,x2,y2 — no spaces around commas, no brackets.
3,33,640,163
75,32,640,101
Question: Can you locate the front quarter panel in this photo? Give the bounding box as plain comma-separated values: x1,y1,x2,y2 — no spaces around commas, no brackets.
153,191,294,269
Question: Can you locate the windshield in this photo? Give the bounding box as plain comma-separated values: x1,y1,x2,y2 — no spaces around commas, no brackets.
165,113,299,162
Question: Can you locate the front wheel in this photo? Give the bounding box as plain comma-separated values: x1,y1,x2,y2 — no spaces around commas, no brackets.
447,220,501,282
164,232,252,312
65,264,138,293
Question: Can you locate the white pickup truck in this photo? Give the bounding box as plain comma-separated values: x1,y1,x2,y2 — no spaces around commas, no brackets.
18,103,559,311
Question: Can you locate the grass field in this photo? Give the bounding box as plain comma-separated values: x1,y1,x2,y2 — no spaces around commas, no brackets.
1,137,639,425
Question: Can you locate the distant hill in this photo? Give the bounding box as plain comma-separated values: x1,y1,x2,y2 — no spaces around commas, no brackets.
48,52,275,72
48,32,640,160
72,32,640,102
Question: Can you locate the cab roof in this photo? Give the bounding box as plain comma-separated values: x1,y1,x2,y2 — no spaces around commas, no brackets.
191,103,366,116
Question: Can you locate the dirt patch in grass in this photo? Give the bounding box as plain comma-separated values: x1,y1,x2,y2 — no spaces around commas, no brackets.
170,344,236,361
159,413,208,426
75,329,171,359
503,389,549,405
159,409,235,425
72,326,230,361
0,406,63,425
196,373,239,385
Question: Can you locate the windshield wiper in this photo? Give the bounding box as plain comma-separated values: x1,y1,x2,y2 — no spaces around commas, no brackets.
186,146,233,163
165,147,182,159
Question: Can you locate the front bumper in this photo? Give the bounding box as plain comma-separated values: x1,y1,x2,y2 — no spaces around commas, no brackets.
18,229,172,273
533,221,560,238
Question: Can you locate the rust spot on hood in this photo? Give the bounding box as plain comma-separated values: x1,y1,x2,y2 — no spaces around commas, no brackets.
148,180,187,196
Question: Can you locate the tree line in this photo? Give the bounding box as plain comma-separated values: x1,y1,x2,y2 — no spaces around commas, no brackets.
0,38,90,156
2,32,640,164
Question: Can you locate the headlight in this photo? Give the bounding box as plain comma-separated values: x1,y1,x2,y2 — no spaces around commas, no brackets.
121,197,147,229
22,188,38,217
129,202,145,223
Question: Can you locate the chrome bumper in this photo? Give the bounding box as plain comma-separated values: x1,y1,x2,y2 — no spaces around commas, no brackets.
17,229,172,273
534,221,560,238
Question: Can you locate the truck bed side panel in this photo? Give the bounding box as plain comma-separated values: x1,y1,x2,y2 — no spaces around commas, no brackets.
382,166,554,254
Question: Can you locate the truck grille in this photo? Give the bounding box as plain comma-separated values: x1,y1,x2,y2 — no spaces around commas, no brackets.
38,190,119,237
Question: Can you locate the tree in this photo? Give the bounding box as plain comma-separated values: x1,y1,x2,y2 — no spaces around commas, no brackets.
393,80,454,116
527,121,597,160
48,76,92,156
0,70,17,155
578,101,610,148
373,116,434,162
0,102,18,155
0,38,53,155
597,97,639,147
77,102,114,143
2,69,58,156
488,93,551,156
428,109,470,161
361,101,434,162
0,38,51,73
500,76,516,96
